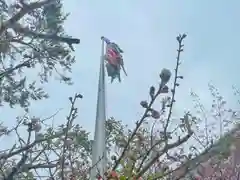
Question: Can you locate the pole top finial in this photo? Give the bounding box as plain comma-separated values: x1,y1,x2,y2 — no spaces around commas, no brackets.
101,36,104,40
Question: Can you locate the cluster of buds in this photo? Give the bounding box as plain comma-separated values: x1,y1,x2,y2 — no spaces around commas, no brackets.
23,117,42,132
139,68,172,120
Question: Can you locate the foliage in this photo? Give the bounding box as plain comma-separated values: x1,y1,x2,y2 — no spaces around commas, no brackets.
0,0,80,111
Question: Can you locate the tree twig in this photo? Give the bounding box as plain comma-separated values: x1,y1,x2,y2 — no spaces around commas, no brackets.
0,60,31,79
163,34,186,140
13,23,80,49
136,131,193,178
60,93,82,180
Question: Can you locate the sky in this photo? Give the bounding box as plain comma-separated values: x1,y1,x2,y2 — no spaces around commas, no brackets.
1,0,240,142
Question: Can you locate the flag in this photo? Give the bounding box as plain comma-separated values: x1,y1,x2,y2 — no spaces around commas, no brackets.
101,36,123,66
101,36,127,83
106,46,120,66
101,36,124,53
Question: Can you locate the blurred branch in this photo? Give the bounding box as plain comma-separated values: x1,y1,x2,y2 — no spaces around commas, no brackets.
136,130,193,178
23,163,57,171
137,118,161,171
112,84,164,171
163,34,186,139
43,151,55,179
137,138,164,172
0,60,31,80
1,132,64,160
0,0,54,34
136,36,186,172
61,93,82,180
0,0,80,50
149,152,204,180
5,130,33,180
13,23,80,50
112,34,188,178
5,154,28,180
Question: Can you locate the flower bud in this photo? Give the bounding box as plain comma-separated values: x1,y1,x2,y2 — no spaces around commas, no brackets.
149,86,155,99
140,101,148,108
160,68,171,85
151,110,160,119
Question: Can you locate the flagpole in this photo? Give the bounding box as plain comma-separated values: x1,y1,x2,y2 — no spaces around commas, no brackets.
90,37,107,179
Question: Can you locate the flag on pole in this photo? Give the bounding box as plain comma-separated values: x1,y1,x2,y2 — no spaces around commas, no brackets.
90,37,127,179
101,36,127,83
101,36,123,53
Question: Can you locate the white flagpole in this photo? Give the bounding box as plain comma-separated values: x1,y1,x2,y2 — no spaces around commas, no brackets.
90,37,107,179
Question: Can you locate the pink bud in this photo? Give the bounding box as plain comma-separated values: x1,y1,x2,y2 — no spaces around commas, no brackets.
140,101,148,108
151,110,160,119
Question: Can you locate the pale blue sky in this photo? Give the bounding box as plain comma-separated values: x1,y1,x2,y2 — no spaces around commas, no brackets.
1,0,240,141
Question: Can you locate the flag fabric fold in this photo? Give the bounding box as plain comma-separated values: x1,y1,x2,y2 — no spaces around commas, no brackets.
101,36,127,83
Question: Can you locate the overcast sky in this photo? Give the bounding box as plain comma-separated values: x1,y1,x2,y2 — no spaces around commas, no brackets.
1,0,240,141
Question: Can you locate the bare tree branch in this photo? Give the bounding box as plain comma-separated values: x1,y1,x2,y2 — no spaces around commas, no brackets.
13,23,80,49
60,93,82,180
5,154,28,180
0,60,31,79
136,131,193,178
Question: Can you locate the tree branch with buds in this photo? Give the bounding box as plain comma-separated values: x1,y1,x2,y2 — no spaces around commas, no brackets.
163,34,186,138
60,93,82,180
109,34,195,180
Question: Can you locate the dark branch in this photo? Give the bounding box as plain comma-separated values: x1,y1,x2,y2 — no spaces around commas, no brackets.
0,60,31,79
5,154,28,180
13,23,80,50
136,131,193,178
